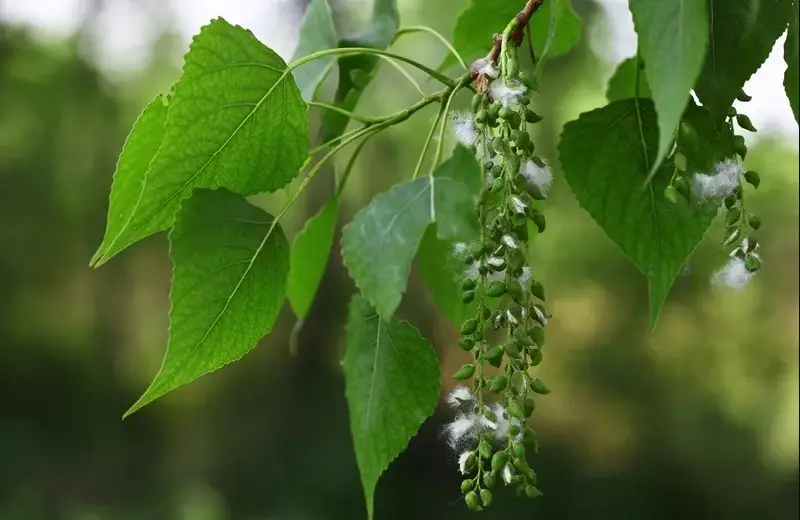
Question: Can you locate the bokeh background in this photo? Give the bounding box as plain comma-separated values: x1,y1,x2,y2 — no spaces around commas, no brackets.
1,1,798,519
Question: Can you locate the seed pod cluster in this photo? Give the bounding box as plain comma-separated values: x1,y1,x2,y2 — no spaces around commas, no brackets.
453,41,549,510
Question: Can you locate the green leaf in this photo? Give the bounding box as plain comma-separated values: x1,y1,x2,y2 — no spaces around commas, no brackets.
341,153,479,318
322,0,399,141
446,0,582,71
629,0,708,174
558,99,720,328
530,0,583,66
90,96,168,266
785,0,799,124
342,295,440,520
694,0,794,124
287,197,339,319
124,188,289,417
417,228,477,326
291,0,338,101
606,57,652,102
92,18,308,266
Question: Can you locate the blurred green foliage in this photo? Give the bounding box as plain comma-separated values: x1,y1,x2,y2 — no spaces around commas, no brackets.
0,1,797,519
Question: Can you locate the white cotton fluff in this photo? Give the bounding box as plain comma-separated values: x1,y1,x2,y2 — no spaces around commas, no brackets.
487,256,505,267
447,386,475,408
691,159,744,199
458,451,472,474
510,195,527,214
517,267,532,288
533,306,548,326
452,242,468,257
502,464,514,485
490,403,523,442
445,415,478,448
477,61,499,79
521,159,553,197
712,256,755,289
489,78,526,108
452,112,479,147
502,235,518,250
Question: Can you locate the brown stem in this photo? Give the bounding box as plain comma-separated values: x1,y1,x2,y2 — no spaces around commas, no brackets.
489,0,544,63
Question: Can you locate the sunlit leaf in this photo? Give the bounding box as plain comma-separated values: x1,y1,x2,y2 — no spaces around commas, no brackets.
92,18,307,266
124,188,288,416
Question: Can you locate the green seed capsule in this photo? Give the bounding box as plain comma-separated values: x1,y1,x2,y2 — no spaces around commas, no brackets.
530,280,545,301
482,307,492,319
727,106,738,118
674,177,691,200
453,363,476,380
745,254,762,272
525,110,542,123
736,114,757,132
498,106,512,120
460,319,478,335
532,213,546,233
737,89,752,102
462,290,475,303
507,58,520,77
462,279,476,291
488,101,501,119
480,489,493,507
489,375,508,393
746,237,759,251
508,111,522,127
491,451,509,472
479,439,493,459
529,327,545,345
465,491,481,510
507,279,523,300
483,473,496,488
508,401,525,419
748,215,762,230
744,170,760,189
530,377,550,395
526,183,545,200
530,347,543,366
509,424,521,437
518,93,531,106
506,154,520,175
673,152,687,171
474,109,487,124
458,337,475,351
486,280,507,297
524,485,543,499
491,179,504,193
726,208,742,226
523,397,536,417
461,479,475,493
724,195,738,209
734,135,748,159
665,185,679,204
505,342,521,358
522,428,538,448
485,346,504,361
487,355,502,369
471,93,483,112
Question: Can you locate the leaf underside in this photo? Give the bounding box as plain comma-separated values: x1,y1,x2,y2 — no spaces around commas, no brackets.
559,99,721,328
342,296,440,520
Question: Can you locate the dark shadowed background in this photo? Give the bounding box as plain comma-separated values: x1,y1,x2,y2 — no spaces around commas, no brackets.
0,1,798,519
